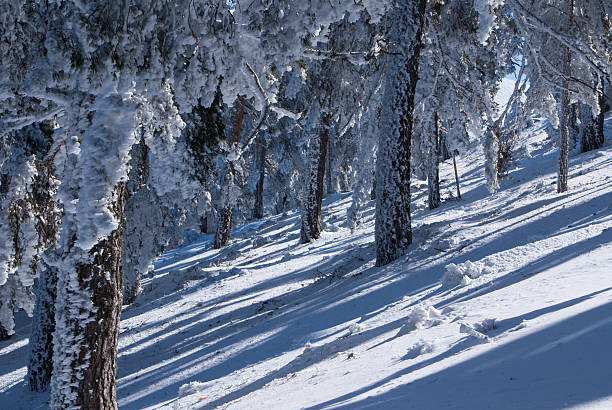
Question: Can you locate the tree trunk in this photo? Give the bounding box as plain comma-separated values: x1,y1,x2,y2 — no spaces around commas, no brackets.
205,208,216,234
453,150,462,200
326,131,334,195
300,113,330,243
593,77,606,151
28,256,58,392
123,273,141,305
557,0,574,193
51,183,126,410
347,103,379,231
375,0,427,266
213,164,236,249
123,139,148,305
579,102,598,153
569,103,579,150
0,321,9,341
214,206,232,249
254,134,266,219
428,112,441,210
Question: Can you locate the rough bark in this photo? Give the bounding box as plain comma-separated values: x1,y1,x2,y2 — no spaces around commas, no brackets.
0,322,9,341
375,0,427,266
593,78,606,151
123,139,148,305
300,114,330,243
453,150,462,201
214,206,232,249
557,0,574,193
28,258,58,391
123,273,141,305
427,112,441,210
213,163,236,249
579,102,598,153
80,183,125,410
326,132,334,195
254,135,266,219
51,182,126,410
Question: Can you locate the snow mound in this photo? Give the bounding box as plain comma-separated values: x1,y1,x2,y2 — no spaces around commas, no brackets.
297,339,346,365
474,318,497,333
346,321,363,336
442,260,495,287
227,267,247,276
178,381,214,397
404,339,436,359
251,236,269,248
396,305,443,337
459,323,490,343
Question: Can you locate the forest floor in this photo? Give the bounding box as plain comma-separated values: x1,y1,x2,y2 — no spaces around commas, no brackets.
2,112,612,409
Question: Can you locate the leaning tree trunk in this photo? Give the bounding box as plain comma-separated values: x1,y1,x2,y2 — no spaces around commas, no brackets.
51,183,126,410
557,0,574,193
253,134,266,219
427,112,441,210
300,113,330,243
375,0,427,266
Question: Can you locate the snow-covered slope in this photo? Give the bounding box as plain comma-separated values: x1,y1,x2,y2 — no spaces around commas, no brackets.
1,118,612,409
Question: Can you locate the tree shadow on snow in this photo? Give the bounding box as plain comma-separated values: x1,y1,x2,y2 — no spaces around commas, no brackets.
311,301,612,410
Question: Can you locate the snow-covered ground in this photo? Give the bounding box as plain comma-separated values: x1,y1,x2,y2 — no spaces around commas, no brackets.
2,115,612,409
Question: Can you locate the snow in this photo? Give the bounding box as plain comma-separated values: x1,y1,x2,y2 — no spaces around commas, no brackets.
2,117,612,409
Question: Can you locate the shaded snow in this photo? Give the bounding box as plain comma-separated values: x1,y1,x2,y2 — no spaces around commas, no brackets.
1,119,612,409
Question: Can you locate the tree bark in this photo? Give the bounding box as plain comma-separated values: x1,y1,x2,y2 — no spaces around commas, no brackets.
123,273,141,305
300,113,330,243
375,0,427,266
453,150,462,201
594,77,606,150
326,131,334,195
254,134,266,219
579,102,598,153
370,171,376,200
123,139,148,305
214,206,232,249
213,164,236,249
51,183,126,410
28,257,58,391
428,112,441,210
0,321,9,340
557,0,574,193
78,185,125,410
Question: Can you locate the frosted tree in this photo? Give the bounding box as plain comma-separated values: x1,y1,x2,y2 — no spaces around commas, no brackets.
0,122,59,342
1,0,461,402
301,100,331,243
375,0,428,266
346,91,381,230
346,63,385,230
253,130,268,220
300,13,380,242
503,0,611,192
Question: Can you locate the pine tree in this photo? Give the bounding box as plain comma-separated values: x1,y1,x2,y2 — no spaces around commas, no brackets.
375,0,428,266
301,107,331,243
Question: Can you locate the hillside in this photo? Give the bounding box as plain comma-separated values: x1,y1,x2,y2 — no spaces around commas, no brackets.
2,116,612,409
